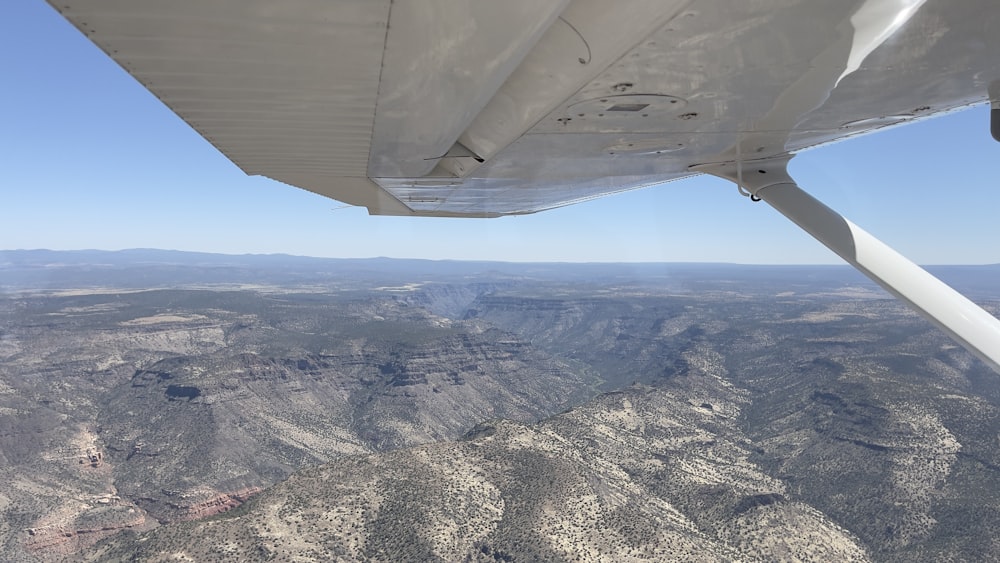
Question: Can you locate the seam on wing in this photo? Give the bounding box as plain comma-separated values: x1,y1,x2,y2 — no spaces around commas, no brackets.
364,0,414,214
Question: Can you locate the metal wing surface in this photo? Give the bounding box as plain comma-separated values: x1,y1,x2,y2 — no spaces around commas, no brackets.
48,0,1000,217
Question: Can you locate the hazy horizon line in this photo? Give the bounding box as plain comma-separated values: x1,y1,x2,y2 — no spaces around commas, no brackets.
2,248,998,268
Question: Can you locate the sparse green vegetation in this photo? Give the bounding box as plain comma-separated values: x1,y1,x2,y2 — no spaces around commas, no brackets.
2,251,1000,561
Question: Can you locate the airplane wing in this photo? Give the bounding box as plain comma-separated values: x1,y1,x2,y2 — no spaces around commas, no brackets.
47,0,998,217
46,0,1000,372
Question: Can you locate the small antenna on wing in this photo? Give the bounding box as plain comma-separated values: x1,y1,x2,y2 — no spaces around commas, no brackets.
559,16,591,65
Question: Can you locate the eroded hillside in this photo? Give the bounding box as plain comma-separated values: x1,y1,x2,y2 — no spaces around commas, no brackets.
3,252,1000,561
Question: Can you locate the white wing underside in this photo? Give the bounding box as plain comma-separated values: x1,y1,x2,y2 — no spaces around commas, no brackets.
51,0,1000,217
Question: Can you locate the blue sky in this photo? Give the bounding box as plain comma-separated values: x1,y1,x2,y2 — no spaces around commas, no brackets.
3,1,999,264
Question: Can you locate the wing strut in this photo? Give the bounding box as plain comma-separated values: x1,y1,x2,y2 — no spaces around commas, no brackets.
695,156,1000,374
991,80,1000,142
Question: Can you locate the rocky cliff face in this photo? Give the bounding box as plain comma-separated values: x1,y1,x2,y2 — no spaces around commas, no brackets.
97,323,598,524
83,352,872,562
5,256,1000,561
79,284,1000,562
0,286,598,561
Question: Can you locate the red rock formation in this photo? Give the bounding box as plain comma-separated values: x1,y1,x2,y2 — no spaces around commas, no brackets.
174,486,264,521
23,487,261,559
